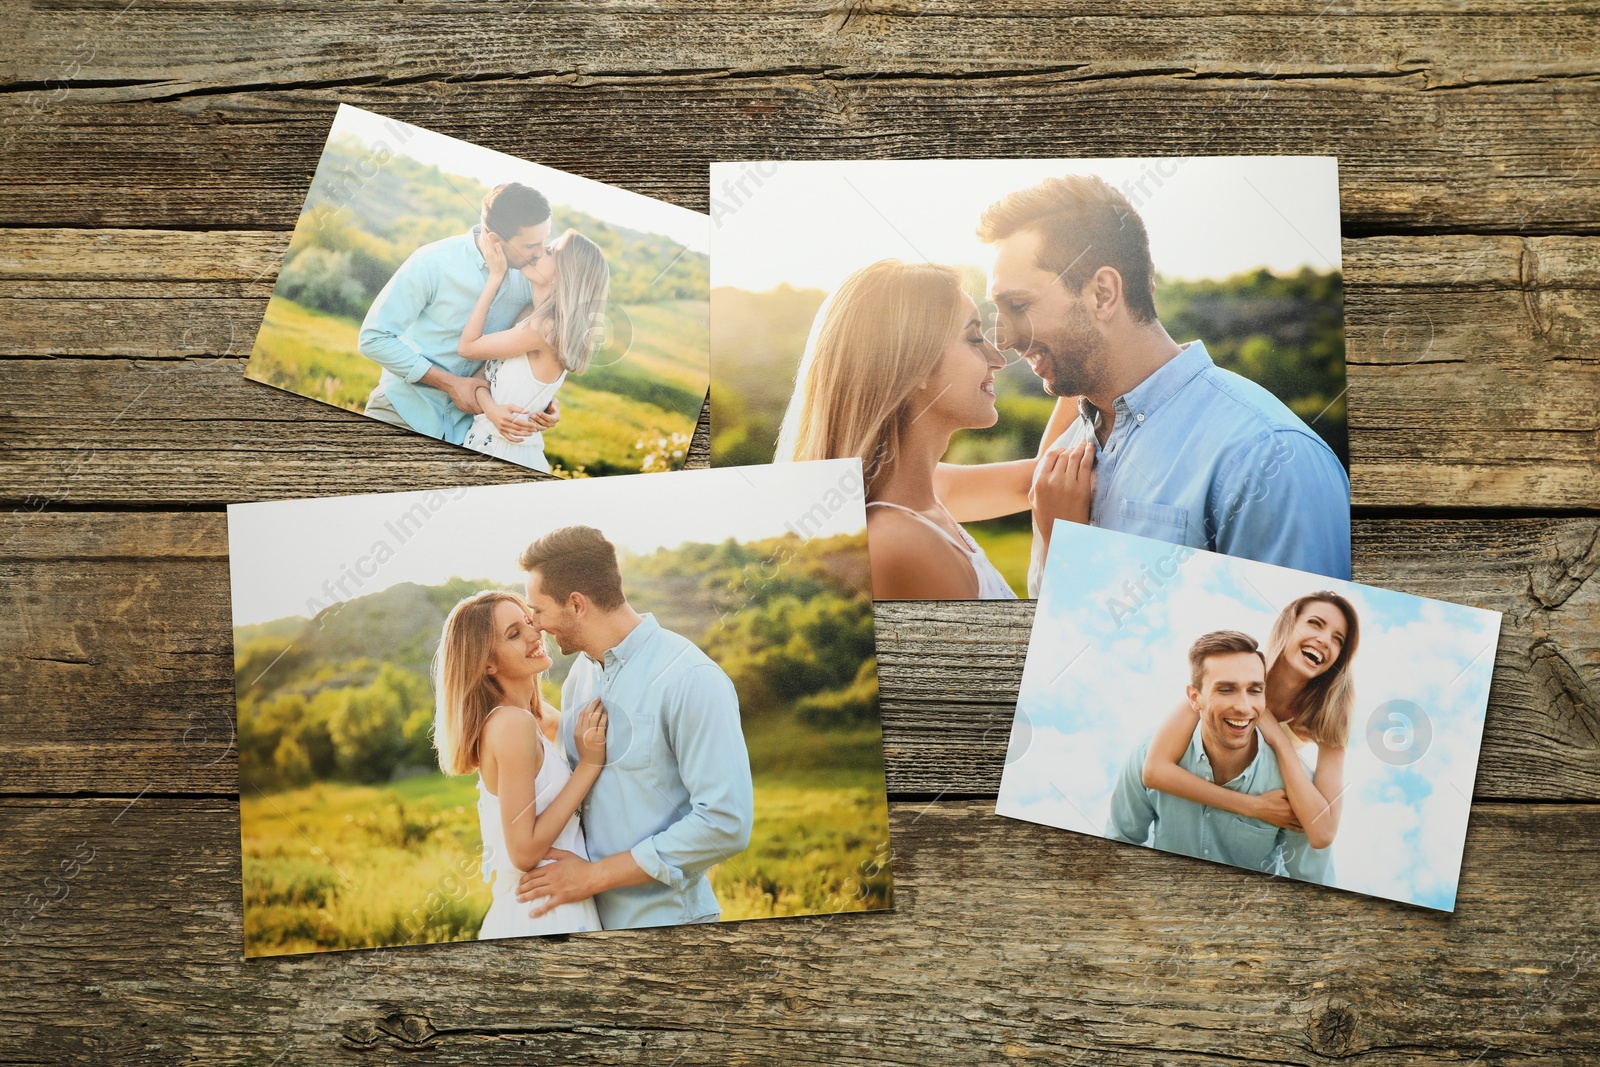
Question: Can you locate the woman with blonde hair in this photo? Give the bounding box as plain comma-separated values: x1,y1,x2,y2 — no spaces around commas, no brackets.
457,229,611,471
433,589,609,938
778,258,1094,599
1142,591,1361,864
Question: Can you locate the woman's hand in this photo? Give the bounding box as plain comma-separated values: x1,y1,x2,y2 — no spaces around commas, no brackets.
483,398,533,443
1255,708,1293,751
1031,438,1096,537
1247,789,1303,832
574,698,608,768
482,235,508,277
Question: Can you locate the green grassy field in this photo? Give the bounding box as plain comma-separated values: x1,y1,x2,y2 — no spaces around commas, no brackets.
240,766,890,957
246,296,708,476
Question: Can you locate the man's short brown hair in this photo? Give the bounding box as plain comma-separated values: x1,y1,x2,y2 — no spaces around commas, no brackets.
482,181,551,240
978,174,1159,323
1187,630,1266,688
519,525,625,611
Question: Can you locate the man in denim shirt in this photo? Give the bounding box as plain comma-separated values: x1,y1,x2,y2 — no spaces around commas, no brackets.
514,525,754,929
358,181,560,444
979,174,1351,594
1106,630,1332,885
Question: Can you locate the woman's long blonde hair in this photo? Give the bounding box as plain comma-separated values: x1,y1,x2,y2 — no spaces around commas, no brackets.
529,229,610,374
787,260,969,496
432,590,543,776
1265,591,1361,748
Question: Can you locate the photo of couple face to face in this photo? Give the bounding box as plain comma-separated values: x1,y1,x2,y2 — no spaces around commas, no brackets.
997,522,1500,912
245,104,711,479
710,158,1351,601
228,461,891,957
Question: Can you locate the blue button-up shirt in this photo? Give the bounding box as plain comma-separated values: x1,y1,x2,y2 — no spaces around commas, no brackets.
357,226,533,444
1106,723,1333,885
1027,341,1350,594
559,614,755,930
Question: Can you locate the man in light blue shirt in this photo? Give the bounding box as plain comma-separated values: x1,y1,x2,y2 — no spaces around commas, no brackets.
358,181,558,444
1105,630,1332,884
978,174,1351,594
513,525,754,929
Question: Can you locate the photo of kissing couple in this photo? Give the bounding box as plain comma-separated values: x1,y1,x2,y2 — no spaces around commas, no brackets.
711,157,1351,599
247,104,711,479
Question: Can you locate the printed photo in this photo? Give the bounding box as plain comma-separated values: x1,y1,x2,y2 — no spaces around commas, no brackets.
711,158,1350,599
228,461,889,956
246,104,710,477
995,523,1500,911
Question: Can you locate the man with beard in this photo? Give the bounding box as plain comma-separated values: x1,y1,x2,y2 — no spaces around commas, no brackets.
980,175,1351,595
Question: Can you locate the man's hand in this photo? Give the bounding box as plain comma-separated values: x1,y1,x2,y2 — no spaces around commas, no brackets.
525,397,560,432
437,372,486,416
1248,789,1303,832
516,849,598,919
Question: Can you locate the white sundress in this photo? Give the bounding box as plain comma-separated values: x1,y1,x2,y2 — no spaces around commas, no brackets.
865,500,1018,599
461,356,567,473
476,727,601,938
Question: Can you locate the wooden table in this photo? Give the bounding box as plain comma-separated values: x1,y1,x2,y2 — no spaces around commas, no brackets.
4,3,1598,1063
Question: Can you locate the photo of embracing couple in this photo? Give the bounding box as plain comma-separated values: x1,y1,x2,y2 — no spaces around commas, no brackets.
1106,596,1360,887
230,463,891,956
361,182,611,473
433,525,754,935
998,522,1501,911
712,158,1351,598
246,105,711,479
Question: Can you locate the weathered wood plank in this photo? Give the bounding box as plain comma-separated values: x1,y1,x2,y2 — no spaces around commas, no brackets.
0,796,1596,1065
2,75,1598,232
1,230,1597,508
2,512,1595,800
8,1,1599,94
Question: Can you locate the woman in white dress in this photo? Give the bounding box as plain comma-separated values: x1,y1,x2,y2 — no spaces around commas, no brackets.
433,589,608,938
457,229,611,472
780,259,1095,600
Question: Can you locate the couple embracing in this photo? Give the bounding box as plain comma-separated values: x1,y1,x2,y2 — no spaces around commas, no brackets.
359,181,611,473
1109,591,1362,885
780,174,1351,598
431,525,754,936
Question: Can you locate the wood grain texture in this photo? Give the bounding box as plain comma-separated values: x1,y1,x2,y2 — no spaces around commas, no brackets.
1,796,1598,1065
3,511,1596,799
2,75,1599,232
2,229,1597,508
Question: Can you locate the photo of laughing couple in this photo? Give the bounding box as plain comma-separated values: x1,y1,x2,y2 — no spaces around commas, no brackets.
997,523,1500,911
711,157,1351,599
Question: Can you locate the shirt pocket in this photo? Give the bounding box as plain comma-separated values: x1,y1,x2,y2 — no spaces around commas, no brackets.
1116,498,1192,542
1217,813,1282,872
605,697,660,772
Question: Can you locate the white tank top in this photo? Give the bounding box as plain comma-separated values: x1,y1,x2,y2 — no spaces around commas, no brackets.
866,501,1018,600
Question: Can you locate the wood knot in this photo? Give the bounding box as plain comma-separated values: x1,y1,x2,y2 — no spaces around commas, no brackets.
342,1011,440,1049
1308,1000,1358,1057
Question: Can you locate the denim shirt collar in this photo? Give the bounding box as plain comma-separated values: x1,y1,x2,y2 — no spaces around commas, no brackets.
604,612,660,668
1116,340,1214,424
466,224,491,271
1187,718,1266,790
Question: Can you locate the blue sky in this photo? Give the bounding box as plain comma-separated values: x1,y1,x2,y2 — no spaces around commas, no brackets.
996,524,1501,912
228,461,866,626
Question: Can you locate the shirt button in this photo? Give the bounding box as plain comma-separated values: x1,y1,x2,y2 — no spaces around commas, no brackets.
1136,413,1145,423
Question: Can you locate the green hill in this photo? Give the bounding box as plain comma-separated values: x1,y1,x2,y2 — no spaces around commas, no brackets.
234,530,879,792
